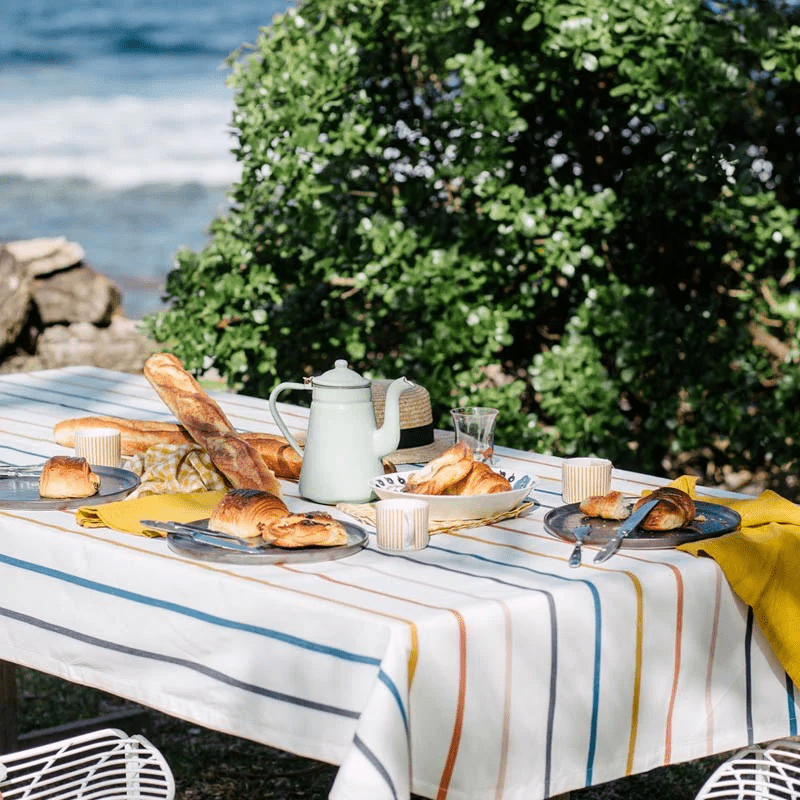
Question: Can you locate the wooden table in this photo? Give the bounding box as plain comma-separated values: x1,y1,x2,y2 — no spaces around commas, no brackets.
0,366,797,800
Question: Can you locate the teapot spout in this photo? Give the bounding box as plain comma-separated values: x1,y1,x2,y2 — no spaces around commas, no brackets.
373,376,414,459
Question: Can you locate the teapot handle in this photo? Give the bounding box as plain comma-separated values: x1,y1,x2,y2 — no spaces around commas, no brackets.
268,382,309,458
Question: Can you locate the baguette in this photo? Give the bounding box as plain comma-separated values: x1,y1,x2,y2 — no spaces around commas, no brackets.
143,353,282,496
53,416,302,479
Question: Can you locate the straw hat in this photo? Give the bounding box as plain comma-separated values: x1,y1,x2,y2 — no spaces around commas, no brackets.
372,379,454,465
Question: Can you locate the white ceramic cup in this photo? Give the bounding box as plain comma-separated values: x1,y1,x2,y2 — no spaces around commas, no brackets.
375,498,430,551
450,406,499,464
74,428,122,468
561,457,612,504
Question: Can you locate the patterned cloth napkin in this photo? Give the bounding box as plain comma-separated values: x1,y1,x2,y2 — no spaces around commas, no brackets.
670,475,800,688
336,500,534,534
76,490,226,537
123,443,227,498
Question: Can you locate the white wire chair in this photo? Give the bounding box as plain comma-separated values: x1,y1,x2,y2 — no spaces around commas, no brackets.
695,738,800,800
0,728,175,800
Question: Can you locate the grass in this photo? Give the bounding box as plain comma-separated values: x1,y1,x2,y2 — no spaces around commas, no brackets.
14,667,729,799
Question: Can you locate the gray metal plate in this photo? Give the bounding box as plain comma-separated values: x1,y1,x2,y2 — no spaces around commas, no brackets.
544,501,741,550
166,519,369,565
0,466,140,510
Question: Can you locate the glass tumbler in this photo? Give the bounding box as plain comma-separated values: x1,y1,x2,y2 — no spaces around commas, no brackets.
450,406,499,464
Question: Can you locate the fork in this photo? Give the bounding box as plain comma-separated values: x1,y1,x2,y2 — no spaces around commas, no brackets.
568,525,591,568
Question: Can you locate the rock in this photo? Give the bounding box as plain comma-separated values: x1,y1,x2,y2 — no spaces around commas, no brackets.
31,264,122,326
5,237,85,276
0,246,33,354
0,317,159,375
0,236,158,375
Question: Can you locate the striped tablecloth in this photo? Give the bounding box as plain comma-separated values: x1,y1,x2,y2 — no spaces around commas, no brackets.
0,367,797,800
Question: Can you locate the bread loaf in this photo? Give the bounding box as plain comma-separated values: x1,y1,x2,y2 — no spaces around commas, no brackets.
53,416,303,480
38,455,100,499
209,488,348,547
579,490,631,520
143,353,282,496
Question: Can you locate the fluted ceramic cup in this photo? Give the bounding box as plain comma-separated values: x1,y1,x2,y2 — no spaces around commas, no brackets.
561,457,612,504
74,428,122,469
375,498,430,552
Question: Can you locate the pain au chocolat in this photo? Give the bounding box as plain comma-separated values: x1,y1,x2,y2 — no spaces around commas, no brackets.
38,455,100,499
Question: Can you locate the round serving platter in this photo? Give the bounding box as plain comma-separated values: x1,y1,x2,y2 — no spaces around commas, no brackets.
0,466,140,510
544,500,741,550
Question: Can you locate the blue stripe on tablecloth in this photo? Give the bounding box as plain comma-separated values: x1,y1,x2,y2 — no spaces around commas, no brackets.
354,734,399,800
0,604,359,719
786,674,798,735
419,544,603,791
0,552,378,665
378,669,408,736
745,606,754,745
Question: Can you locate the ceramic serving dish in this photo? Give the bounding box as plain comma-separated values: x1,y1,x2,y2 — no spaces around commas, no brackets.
369,469,535,521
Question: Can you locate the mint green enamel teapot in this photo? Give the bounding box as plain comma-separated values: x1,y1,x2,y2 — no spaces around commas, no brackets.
269,360,413,504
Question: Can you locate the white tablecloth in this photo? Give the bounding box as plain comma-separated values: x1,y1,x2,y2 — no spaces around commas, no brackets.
0,367,797,800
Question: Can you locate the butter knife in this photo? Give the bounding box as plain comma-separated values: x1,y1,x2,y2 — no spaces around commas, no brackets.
593,498,659,564
140,519,268,551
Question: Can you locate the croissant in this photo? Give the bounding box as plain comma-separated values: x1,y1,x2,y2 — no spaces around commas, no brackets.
579,490,630,520
404,442,474,495
208,488,348,548
38,455,100,499
632,487,697,531
446,461,512,495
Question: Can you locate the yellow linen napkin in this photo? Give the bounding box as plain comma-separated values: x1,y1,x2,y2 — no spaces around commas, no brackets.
336,501,534,534
76,490,226,537
667,475,800,687
123,443,227,499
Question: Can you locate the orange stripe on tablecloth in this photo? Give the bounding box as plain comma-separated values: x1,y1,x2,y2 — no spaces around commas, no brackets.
364,562,514,799
283,562,506,799
627,572,644,775
660,562,684,764
608,553,684,774
705,570,723,750
437,609,467,800
495,603,513,800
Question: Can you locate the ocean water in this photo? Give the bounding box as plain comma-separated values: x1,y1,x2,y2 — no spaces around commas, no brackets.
0,0,291,318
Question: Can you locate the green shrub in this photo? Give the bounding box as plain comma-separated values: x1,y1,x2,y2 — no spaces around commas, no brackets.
145,0,800,488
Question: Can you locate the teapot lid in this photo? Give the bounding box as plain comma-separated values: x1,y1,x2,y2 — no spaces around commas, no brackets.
313,359,370,388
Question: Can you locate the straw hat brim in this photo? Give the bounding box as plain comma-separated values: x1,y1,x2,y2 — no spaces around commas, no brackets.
384,428,455,466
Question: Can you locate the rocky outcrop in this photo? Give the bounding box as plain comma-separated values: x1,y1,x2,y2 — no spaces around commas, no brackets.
0,237,159,375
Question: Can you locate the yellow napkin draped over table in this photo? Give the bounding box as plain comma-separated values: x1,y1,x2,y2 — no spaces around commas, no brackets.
76,490,226,537
664,475,800,688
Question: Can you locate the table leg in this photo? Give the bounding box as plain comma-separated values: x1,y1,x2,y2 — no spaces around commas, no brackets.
0,659,19,753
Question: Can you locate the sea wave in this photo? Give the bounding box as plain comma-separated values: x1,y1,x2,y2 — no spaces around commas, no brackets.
0,94,241,189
